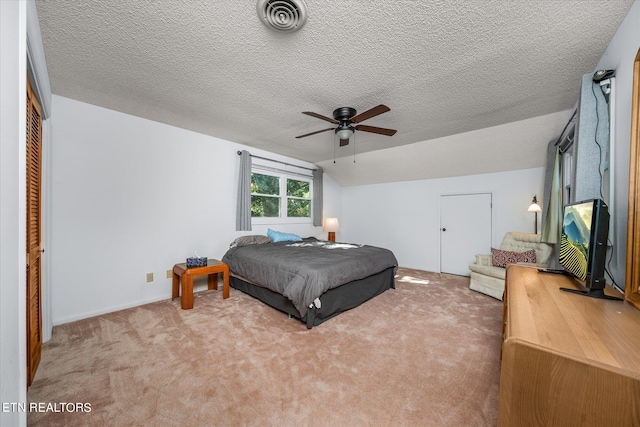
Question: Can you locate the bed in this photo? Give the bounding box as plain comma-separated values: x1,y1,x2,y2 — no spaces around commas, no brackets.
221,236,398,328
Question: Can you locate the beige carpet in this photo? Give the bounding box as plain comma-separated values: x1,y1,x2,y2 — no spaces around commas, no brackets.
28,268,503,426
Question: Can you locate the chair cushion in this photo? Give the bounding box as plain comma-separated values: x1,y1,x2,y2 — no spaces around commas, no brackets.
468,264,506,279
491,248,536,267
500,232,553,267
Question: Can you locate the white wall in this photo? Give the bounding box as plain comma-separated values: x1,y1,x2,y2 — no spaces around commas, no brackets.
341,167,545,272
0,1,27,426
595,0,639,289
320,173,343,232
50,96,339,324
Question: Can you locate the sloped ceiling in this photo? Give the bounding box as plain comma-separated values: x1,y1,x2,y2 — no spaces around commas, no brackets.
35,0,633,185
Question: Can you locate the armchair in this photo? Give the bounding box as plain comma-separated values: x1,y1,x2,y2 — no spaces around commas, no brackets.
469,232,554,300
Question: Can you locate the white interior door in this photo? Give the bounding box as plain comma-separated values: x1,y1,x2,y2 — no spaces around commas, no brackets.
440,193,492,276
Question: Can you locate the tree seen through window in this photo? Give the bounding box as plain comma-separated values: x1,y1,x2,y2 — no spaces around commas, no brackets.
251,172,311,218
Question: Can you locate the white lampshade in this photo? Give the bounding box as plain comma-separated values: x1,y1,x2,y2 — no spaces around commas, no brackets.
528,203,542,212
528,195,542,212
323,217,339,232
335,126,354,140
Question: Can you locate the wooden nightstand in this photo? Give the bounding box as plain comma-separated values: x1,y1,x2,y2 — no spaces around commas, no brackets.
172,259,229,309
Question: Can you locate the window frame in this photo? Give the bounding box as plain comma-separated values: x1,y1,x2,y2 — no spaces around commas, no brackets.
250,166,313,225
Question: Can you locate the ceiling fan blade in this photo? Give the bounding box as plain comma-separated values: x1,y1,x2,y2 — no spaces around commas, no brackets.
339,139,349,146
350,104,390,123
295,127,335,139
355,124,397,136
302,111,339,124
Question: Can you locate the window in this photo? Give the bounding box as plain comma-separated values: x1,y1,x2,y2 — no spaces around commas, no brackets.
251,173,280,217
251,168,311,222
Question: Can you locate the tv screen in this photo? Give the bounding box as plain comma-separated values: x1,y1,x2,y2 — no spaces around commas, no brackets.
558,198,620,300
559,200,594,281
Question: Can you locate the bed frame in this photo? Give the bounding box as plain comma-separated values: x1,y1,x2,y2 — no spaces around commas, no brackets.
230,266,396,329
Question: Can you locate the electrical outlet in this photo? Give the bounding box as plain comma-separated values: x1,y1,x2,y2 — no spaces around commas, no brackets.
146,273,154,283
166,269,172,279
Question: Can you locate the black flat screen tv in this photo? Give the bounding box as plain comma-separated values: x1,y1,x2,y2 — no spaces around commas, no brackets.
558,198,621,300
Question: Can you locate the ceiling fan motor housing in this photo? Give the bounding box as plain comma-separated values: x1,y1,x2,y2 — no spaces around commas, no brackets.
333,107,356,121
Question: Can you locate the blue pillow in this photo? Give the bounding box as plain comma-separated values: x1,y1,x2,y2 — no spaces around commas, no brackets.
267,228,302,243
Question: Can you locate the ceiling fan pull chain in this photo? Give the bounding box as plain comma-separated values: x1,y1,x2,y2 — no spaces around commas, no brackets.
333,134,336,164
353,132,356,163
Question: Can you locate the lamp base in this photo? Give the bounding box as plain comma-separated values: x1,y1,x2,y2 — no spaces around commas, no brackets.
327,232,335,242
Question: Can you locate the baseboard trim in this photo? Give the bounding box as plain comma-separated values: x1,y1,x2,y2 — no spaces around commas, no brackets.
52,294,172,326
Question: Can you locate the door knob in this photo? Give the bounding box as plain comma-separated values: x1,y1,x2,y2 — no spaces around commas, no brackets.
442,228,446,231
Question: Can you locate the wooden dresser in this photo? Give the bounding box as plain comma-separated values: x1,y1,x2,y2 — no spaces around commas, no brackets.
498,265,640,427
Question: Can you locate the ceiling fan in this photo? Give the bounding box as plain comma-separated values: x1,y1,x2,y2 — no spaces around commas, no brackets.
295,104,397,146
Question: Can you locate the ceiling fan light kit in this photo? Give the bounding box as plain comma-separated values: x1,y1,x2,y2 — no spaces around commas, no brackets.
256,0,308,33
296,104,397,147
335,124,354,140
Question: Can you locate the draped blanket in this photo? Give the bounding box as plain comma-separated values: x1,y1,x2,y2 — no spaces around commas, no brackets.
222,238,398,317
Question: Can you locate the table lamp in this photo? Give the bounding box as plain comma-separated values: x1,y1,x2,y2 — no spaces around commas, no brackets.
323,218,339,242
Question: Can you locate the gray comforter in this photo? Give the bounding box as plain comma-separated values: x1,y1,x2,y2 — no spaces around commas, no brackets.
222,238,398,317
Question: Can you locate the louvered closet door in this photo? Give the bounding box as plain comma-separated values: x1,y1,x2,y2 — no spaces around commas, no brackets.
26,77,43,387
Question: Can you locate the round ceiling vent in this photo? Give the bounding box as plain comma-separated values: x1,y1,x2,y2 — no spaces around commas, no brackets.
257,0,308,33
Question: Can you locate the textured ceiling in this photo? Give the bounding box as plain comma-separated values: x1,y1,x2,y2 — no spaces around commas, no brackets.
35,0,633,185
